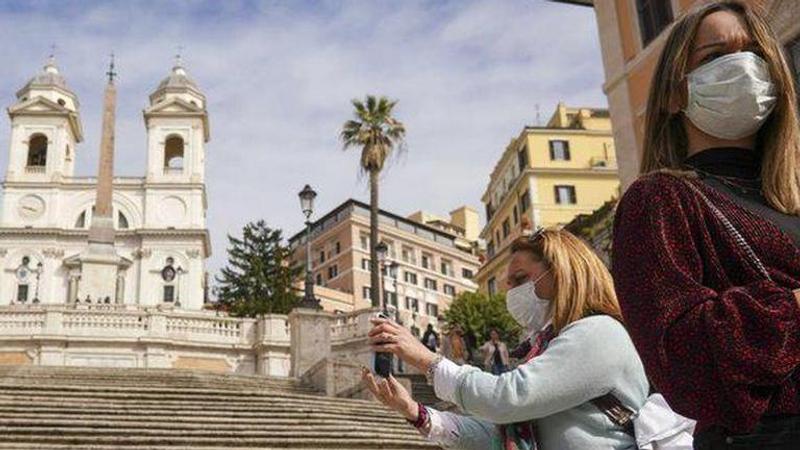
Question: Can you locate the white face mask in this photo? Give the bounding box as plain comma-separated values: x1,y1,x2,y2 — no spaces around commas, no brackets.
506,271,551,332
684,51,776,140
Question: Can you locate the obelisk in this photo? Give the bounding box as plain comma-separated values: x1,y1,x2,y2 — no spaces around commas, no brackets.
78,55,123,303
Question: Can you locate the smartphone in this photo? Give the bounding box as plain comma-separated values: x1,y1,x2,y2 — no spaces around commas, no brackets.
373,311,394,377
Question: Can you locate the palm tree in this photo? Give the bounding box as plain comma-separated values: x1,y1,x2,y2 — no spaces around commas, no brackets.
340,95,406,309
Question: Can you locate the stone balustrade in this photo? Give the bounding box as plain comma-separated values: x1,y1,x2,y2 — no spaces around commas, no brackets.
0,304,380,382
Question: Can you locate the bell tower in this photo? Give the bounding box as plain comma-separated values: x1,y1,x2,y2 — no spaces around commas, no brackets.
6,56,83,182
143,56,209,185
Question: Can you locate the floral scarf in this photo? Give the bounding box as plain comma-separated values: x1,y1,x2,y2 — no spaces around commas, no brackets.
491,325,555,450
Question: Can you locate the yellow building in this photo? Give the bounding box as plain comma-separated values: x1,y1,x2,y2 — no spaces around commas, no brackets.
475,103,619,295
555,0,800,189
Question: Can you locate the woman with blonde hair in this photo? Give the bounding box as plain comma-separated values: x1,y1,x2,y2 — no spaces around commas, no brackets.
361,228,654,449
612,1,800,448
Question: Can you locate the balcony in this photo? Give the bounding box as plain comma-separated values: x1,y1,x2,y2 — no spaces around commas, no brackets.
24,165,46,174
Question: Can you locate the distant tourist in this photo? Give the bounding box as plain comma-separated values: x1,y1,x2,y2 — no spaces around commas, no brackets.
440,325,466,365
420,324,438,353
479,328,509,375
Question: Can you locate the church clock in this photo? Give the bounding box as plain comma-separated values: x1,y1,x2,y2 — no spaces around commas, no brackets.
16,195,45,220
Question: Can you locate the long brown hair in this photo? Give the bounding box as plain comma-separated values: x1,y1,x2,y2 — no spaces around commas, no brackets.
511,229,623,335
640,0,800,215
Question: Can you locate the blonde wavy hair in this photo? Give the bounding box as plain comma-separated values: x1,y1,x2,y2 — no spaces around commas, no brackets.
640,0,800,215
511,228,623,335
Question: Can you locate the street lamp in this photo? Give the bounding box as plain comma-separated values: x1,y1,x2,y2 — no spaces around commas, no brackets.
175,266,184,308
375,241,388,313
33,262,43,304
298,184,320,309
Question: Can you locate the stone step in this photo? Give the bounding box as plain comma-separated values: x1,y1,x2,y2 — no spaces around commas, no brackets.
0,434,437,449
0,445,426,450
0,421,424,437
0,414,414,429
0,401,399,420
0,365,441,449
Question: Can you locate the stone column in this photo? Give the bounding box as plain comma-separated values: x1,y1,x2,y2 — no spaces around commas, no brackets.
289,308,333,378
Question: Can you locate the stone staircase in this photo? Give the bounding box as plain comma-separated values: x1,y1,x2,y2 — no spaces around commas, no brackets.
396,374,439,406
0,365,441,449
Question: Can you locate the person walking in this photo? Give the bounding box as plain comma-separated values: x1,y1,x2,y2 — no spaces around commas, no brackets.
420,324,438,354
441,325,467,365
612,2,800,448
362,229,653,449
479,329,510,375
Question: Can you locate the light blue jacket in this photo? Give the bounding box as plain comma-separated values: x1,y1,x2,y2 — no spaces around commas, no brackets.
432,315,649,450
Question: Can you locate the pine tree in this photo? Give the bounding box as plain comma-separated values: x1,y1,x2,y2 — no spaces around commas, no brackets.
215,220,300,317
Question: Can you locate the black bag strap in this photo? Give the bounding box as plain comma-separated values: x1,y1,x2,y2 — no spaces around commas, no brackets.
591,392,636,436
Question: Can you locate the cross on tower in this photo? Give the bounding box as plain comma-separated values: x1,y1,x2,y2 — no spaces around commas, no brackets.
106,53,117,84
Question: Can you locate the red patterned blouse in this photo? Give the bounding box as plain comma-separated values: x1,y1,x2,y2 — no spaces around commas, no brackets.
612,172,800,434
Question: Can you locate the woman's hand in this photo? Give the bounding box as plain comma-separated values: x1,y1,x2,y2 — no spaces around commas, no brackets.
361,367,418,421
368,318,438,372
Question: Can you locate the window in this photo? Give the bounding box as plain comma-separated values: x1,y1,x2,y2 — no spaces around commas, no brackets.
485,202,494,221
118,212,129,229
421,253,431,270
440,259,453,277
519,190,531,213
401,246,416,264
163,285,175,303
636,0,674,47
443,284,456,296
487,240,495,258
360,233,369,250
334,241,341,254
502,219,511,238
16,284,29,303
319,250,326,263
164,136,185,171
495,231,501,246
74,211,86,228
384,291,398,308
327,265,338,279
362,286,372,300
424,278,438,291
361,258,370,270
426,303,439,317
405,296,419,313
27,134,48,167
554,185,577,205
404,271,418,285
512,205,519,225
549,140,570,161
487,277,497,296
316,273,323,285
462,268,474,279
517,146,529,171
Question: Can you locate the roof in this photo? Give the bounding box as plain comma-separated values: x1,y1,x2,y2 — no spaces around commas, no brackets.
549,0,594,6
16,59,76,99
288,198,459,245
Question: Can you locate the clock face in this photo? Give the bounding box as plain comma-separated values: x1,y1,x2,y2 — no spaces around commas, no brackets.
17,195,45,220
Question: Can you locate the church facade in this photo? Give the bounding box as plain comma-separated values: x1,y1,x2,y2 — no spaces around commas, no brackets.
0,57,211,310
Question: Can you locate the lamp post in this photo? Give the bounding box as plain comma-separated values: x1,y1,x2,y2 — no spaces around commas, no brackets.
33,262,43,304
298,184,320,309
375,241,389,314
175,266,184,308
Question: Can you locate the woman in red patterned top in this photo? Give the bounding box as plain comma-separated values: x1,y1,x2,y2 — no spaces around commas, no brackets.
612,1,800,449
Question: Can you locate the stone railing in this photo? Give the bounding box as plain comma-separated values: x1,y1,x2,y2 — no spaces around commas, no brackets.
0,304,381,384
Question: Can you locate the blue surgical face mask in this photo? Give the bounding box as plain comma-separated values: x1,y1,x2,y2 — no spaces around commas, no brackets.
684,51,776,140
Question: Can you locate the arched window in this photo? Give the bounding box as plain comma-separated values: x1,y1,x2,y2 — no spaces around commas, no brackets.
74,211,86,228
164,136,184,172
118,211,129,229
27,135,48,167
